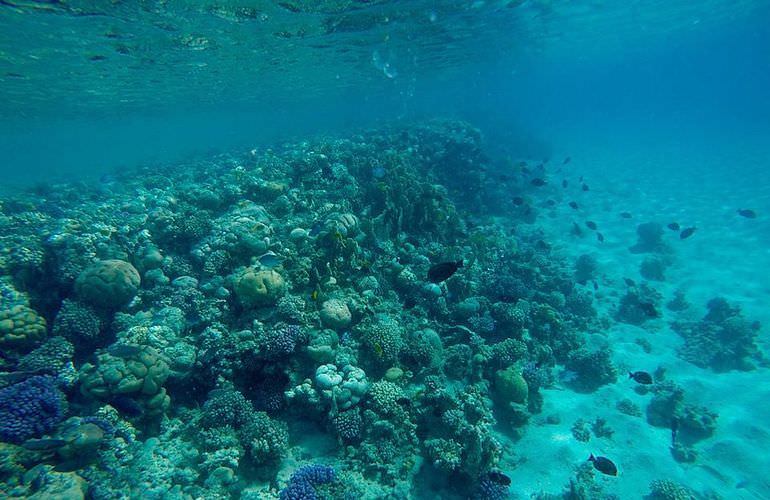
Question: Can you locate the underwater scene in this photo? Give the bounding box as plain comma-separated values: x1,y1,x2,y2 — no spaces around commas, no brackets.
1,1,770,499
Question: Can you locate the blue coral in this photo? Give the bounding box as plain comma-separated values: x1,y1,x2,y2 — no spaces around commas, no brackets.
0,376,67,444
279,464,337,500
261,323,302,358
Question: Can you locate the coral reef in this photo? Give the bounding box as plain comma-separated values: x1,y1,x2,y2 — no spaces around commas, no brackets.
673,297,762,371
0,121,635,497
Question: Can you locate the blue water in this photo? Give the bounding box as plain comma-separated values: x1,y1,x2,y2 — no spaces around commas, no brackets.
1,1,770,498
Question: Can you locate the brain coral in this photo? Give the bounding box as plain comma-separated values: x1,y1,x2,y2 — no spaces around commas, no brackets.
75,259,141,309
0,304,47,350
319,299,352,330
79,344,170,417
233,267,286,308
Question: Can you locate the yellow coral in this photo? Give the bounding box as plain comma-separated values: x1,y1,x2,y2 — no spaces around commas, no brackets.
79,345,170,417
0,304,46,349
233,267,286,308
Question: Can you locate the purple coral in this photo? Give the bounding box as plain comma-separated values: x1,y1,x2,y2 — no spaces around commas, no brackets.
279,464,337,500
261,324,302,358
0,376,67,444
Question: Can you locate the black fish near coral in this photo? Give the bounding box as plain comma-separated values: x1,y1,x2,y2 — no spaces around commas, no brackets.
629,371,653,384
620,212,632,219
568,201,579,209
531,178,547,187
585,221,597,230
588,454,618,476
427,260,463,283
737,209,757,218
679,227,697,239
667,222,680,231
487,470,511,486
639,301,660,318
596,232,604,243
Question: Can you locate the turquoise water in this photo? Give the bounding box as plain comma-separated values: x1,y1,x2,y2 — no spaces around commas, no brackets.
1,1,769,498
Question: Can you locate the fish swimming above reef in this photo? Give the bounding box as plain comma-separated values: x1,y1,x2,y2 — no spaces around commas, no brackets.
571,222,583,237
581,183,590,191
737,209,757,218
638,301,660,318
667,222,680,231
596,232,604,243
620,212,632,219
563,157,571,165
588,454,618,476
562,179,569,188
568,201,579,209
512,196,525,206
679,227,697,239
487,470,511,486
585,221,598,230
427,260,463,283
258,251,283,268
531,178,547,187
629,371,653,384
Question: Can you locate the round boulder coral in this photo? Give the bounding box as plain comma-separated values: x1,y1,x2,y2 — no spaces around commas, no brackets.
75,260,141,309
494,366,528,405
0,304,47,350
233,267,286,308
79,344,170,417
319,299,352,330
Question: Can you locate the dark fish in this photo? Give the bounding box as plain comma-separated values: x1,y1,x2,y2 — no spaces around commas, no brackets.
396,397,411,407
563,157,571,165
258,251,283,268
571,222,583,236
579,175,584,182
623,278,636,287
581,183,589,191
107,344,142,358
568,201,579,210
531,178,546,187
562,179,569,188
589,454,618,476
667,222,680,231
22,438,67,451
488,471,511,486
512,196,525,206
596,232,604,243
679,227,697,239
737,209,756,219
639,302,659,318
620,212,632,219
536,239,550,251
592,280,599,291
629,371,653,385
671,418,679,445
109,395,144,418
427,260,463,283
309,220,323,237
585,221,598,230
546,199,556,207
